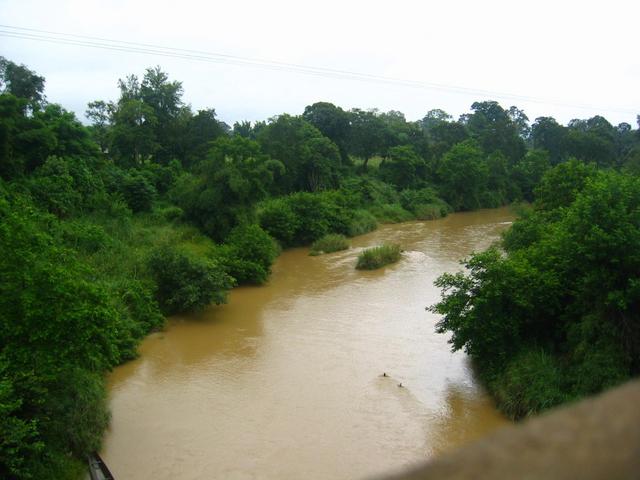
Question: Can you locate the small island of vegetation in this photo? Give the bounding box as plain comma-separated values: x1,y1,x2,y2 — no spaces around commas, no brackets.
356,243,402,270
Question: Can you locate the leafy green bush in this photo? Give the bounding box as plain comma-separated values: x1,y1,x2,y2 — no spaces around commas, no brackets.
258,191,352,246
347,209,377,236
399,188,451,219
122,172,156,213
0,196,131,478
356,243,402,270
310,234,349,255
148,245,233,314
60,221,111,254
156,205,184,222
219,224,279,284
258,198,300,247
115,278,165,342
339,176,400,207
28,156,81,217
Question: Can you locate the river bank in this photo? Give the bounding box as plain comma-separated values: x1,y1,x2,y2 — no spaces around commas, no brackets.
101,208,514,479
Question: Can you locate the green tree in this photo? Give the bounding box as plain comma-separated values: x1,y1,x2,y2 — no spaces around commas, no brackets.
431,171,640,419
346,108,390,169
258,114,341,193
511,149,551,201
531,116,568,165
148,245,233,314
219,224,279,284
0,195,130,477
0,57,46,111
464,100,526,164
533,158,596,211
437,140,488,210
175,136,283,240
302,102,351,162
110,99,159,166
378,145,427,190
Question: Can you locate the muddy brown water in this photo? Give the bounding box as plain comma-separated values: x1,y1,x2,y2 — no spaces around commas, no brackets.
101,208,514,480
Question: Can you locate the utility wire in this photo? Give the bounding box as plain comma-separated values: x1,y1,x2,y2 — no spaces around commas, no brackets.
1,24,637,116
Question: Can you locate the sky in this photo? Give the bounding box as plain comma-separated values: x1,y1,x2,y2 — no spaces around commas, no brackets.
1,0,639,127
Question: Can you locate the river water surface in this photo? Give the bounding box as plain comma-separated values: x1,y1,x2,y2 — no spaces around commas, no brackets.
102,207,514,479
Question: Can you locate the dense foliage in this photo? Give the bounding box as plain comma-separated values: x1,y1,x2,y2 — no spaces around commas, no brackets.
431,167,640,419
1,55,639,477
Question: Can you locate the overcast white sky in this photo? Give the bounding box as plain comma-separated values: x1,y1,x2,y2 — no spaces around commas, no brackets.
1,0,639,127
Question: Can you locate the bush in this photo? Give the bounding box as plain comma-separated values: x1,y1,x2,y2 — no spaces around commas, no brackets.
59,221,111,254
156,205,184,222
368,203,414,223
28,156,81,217
339,176,400,207
347,209,378,236
356,243,402,270
258,191,354,246
400,188,451,220
491,349,569,419
219,224,279,284
122,173,156,213
258,198,300,247
310,234,349,255
148,246,233,314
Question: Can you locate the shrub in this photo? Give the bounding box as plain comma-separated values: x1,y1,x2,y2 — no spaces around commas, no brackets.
399,188,451,220
287,192,332,243
258,198,300,247
122,173,156,213
258,192,353,246
28,156,81,217
148,246,233,314
219,224,279,284
339,176,399,207
347,209,377,236
368,203,414,223
490,349,569,419
157,205,184,222
356,243,402,270
60,221,111,254
310,234,349,255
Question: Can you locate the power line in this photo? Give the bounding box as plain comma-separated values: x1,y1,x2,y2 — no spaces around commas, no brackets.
1,24,637,116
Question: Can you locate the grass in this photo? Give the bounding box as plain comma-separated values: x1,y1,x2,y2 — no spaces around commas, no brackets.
356,243,402,270
309,233,349,255
348,209,378,236
368,203,414,223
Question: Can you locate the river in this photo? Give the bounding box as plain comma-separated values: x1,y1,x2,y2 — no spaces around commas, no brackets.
101,207,514,479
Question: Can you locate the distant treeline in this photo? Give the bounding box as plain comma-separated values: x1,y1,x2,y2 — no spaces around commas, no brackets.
0,56,639,478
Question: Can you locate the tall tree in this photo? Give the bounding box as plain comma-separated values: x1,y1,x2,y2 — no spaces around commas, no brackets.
302,102,351,163
437,139,488,210
258,115,341,193
0,57,46,111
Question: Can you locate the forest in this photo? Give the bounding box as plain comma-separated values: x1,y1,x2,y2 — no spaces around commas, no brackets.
1,55,639,478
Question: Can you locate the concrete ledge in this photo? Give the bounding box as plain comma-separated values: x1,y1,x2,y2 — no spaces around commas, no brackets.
375,380,640,480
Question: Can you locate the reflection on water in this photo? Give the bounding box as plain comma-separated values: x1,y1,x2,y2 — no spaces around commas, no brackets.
102,208,514,480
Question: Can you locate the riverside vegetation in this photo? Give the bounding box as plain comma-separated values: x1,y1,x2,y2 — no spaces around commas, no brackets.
356,243,402,270
309,234,350,255
1,55,639,477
